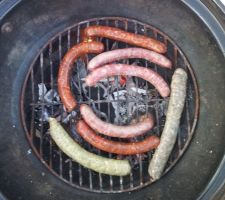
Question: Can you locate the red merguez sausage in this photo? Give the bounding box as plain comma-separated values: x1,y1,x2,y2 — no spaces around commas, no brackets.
80,104,154,138
82,25,166,54
58,41,104,112
88,48,172,71
85,64,170,98
76,120,160,155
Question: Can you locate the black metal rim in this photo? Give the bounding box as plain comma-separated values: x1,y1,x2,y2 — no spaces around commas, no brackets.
0,0,225,199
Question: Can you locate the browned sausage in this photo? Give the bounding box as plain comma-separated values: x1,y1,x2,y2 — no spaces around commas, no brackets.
80,104,154,138
76,120,160,155
58,41,104,112
85,64,170,98
88,48,172,71
82,25,166,54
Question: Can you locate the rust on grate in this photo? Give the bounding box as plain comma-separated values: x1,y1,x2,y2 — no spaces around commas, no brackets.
20,17,199,193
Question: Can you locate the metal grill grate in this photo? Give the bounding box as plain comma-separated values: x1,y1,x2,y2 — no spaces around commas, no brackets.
21,17,199,193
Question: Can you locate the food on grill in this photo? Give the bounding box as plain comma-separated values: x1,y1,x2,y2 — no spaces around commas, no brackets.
148,68,187,181
76,120,160,155
58,41,104,112
85,64,170,97
88,48,172,71
82,25,167,53
80,104,154,138
48,117,131,176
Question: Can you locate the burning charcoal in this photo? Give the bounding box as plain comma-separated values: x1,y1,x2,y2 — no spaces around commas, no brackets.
61,111,77,124
62,113,72,124
157,100,169,118
109,94,125,124
127,101,135,118
38,83,47,101
113,90,127,100
35,129,41,138
38,107,49,122
130,87,147,95
44,89,60,104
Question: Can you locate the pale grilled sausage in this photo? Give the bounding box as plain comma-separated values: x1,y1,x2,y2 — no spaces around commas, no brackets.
85,64,170,98
80,104,154,138
88,48,172,71
148,68,187,181
49,118,131,176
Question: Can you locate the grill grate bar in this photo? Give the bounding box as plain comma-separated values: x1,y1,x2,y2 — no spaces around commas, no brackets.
134,22,144,186
184,62,192,138
105,20,114,191
66,30,74,183
75,25,84,102
48,41,54,168
29,97,166,106
115,19,124,191
78,164,83,186
85,22,95,190
39,53,44,157
152,29,161,138
123,20,135,189
58,34,62,61
29,68,35,140
163,38,169,81
75,24,86,187
89,169,93,190
67,29,71,49
143,25,150,117
109,153,114,191
57,34,64,178
69,159,73,183
174,49,184,152
97,53,104,191
174,48,178,67
58,34,64,177
186,83,191,135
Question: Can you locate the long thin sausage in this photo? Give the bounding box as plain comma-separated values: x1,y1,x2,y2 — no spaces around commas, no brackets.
82,25,166,54
148,68,187,181
80,104,154,138
76,120,160,155
85,64,170,97
88,48,172,71
58,41,104,112
49,118,131,176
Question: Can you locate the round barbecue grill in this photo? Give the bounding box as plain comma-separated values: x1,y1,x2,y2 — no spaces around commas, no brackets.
0,1,225,200
20,17,199,193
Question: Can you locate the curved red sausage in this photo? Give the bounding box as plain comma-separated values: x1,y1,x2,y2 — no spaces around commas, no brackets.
58,41,104,112
82,25,166,54
76,120,160,155
80,104,154,138
88,48,172,71
85,64,170,98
